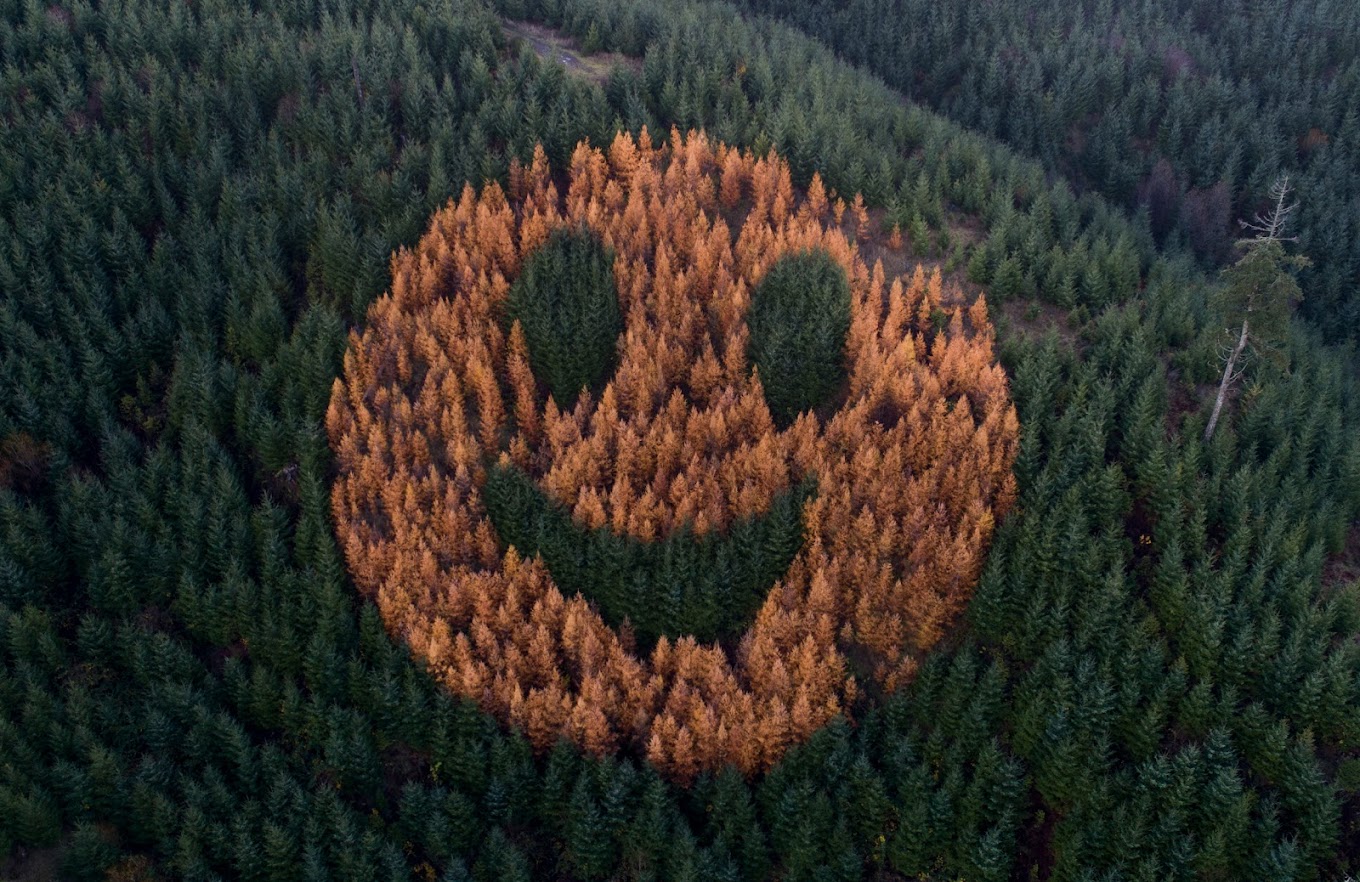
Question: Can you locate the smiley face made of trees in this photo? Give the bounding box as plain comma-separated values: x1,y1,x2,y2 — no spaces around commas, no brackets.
327,130,1018,782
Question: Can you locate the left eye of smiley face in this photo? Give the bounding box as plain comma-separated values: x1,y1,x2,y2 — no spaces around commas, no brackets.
327,130,1019,782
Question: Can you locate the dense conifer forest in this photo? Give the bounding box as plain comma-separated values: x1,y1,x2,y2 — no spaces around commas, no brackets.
1,0,1357,880
728,0,1360,337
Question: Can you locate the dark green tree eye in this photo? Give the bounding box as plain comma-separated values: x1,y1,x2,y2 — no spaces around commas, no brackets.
505,228,622,409
747,249,852,427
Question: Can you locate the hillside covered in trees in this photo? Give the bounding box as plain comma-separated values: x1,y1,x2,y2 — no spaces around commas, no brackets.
727,0,1360,337
1,0,1358,880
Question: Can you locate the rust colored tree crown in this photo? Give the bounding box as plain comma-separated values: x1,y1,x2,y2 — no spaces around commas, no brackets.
326,130,1018,782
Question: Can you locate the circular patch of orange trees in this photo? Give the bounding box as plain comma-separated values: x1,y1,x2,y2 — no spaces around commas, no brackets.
326,130,1018,782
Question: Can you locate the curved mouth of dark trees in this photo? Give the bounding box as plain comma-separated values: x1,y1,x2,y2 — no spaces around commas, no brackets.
483,463,816,648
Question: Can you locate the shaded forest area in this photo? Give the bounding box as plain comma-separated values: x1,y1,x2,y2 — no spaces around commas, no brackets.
1,0,1358,880
724,0,1360,338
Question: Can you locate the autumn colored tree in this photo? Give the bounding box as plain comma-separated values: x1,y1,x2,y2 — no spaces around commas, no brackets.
327,130,1018,781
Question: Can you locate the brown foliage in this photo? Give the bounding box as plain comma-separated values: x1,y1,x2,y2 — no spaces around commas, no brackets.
0,432,50,494
327,130,1019,781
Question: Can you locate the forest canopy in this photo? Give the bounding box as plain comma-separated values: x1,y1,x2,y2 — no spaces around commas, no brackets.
0,0,1358,879
325,133,1018,781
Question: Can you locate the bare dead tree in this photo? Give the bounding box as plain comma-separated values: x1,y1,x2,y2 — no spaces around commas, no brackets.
1238,174,1300,242
1203,175,1308,443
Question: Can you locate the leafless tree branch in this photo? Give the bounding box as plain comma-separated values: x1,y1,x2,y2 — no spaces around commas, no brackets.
1238,174,1299,242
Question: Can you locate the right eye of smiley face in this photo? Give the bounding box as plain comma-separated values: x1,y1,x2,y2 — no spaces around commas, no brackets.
327,130,1019,781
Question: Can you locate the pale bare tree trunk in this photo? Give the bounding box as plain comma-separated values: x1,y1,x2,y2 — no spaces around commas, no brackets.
1201,175,1303,443
1204,318,1249,443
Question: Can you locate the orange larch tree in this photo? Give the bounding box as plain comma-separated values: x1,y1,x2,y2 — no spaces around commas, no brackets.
327,130,1018,782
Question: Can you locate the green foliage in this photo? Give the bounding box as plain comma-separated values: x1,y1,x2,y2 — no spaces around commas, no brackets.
483,464,814,645
0,0,1357,877
725,0,1360,338
1214,236,1309,370
505,228,622,408
60,823,118,881
747,250,852,427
